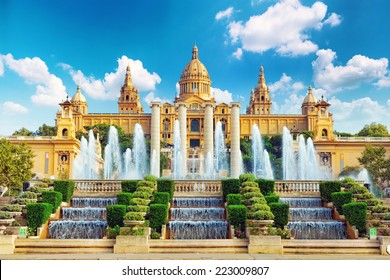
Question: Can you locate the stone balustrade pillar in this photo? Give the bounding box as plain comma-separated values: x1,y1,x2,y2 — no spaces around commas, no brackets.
150,101,161,177
230,102,241,178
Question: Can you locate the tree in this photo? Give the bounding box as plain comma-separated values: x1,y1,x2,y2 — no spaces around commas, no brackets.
0,139,34,194
357,122,389,137
358,144,390,186
299,130,315,140
12,127,33,136
339,166,362,177
35,124,56,136
334,130,353,137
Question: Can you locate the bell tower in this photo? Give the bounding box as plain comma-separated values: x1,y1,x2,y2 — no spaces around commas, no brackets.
118,65,144,113
246,66,272,115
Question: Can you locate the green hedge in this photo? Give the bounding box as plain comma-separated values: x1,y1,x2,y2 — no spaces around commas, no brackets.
269,203,289,229
132,191,152,199
251,210,275,220
239,174,256,184
152,192,170,205
27,203,52,230
241,185,260,194
106,205,126,227
138,180,155,189
117,193,133,206
149,204,168,229
137,187,154,195
331,192,352,215
124,212,145,221
242,196,267,206
121,180,139,193
130,198,150,206
53,180,75,202
157,179,174,201
144,174,157,184
265,195,280,205
319,181,342,203
221,179,240,200
251,203,271,212
227,205,247,228
243,191,262,199
41,191,63,213
21,191,37,199
255,179,275,196
227,194,242,206
127,205,149,213
342,202,367,234
350,185,369,194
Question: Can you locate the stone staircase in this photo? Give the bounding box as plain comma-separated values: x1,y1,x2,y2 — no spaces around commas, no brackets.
14,239,114,254
282,239,381,255
149,239,248,254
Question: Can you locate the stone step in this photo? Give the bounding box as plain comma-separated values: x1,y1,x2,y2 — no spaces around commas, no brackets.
283,248,380,255
149,247,248,254
15,238,115,248
14,247,113,254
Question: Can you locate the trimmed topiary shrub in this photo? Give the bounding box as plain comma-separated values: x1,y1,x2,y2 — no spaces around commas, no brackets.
255,179,275,196
53,180,75,202
269,202,289,229
121,180,139,193
127,205,149,213
41,191,63,213
365,198,382,206
149,204,168,229
331,192,352,215
152,192,170,205
319,181,342,203
144,174,157,184
350,184,369,194
243,191,262,199
132,191,151,199
228,205,247,228
0,211,13,219
251,210,275,220
27,203,52,230
106,205,126,227
221,179,240,200
1,204,22,212
265,195,280,205
342,202,367,234
124,212,145,221
137,187,154,195
130,198,150,206
20,191,37,199
239,174,256,184
227,194,243,206
137,180,155,189
241,185,260,194
33,182,49,188
117,193,133,206
251,203,271,212
157,179,174,201
242,196,267,206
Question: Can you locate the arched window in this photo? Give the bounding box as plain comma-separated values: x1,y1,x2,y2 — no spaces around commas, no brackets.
165,108,169,114
163,118,170,139
261,95,265,101
191,119,200,132
220,118,227,135
126,95,129,101
322,129,328,139
62,129,68,137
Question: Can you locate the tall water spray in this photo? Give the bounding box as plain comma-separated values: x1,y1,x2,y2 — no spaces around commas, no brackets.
282,127,297,180
173,120,183,179
72,131,99,179
251,124,274,179
132,123,148,178
214,121,228,175
103,126,122,179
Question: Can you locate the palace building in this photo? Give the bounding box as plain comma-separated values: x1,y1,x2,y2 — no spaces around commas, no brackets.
6,45,390,179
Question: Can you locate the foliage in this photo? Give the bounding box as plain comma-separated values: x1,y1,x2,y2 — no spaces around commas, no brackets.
221,179,240,200
124,212,145,221
0,211,13,219
227,205,247,229
265,195,280,205
33,182,49,188
26,203,52,230
334,130,353,137
319,181,342,203
226,194,243,206
1,204,22,212
239,174,256,184
357,122,388,137
157,179,174,201
243,191,262,199
117,193,133,205
240,182,258,189
342,202,367,234
130,198,150,206
53,180,75,202
242,196,267,206
127,205,149,213
266,227,292,239
241,185,259,194
251,210,275,220
350,184,369,194
106,225,120,239
132,191,152,199
255,179,275,196
150,228,161,239
365,198,382,206
121,180,139,193
35,124,57,136
149,204,168,229
41,191,63,213
269,202,289,229
251,203,271,212
106,205,126,227
137,187,154,195
12,127,33,136
383,213,390,220
300,130,315,140
152,192,170,205
0,139,34,193
137,180,155,189
20,191,37,199
358,144,390,185
331,192,352,215
371,205,390,213
339,166,362,178
144,174,157,184
13,198,36,205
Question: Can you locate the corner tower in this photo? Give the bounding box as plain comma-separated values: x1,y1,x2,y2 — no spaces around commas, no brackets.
301,86,317,115
71,85,88,114
246,66,272,115
118,65,144,113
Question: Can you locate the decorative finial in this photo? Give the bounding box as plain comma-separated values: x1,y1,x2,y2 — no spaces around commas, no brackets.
77,84,81,92
308,85,312,94
192,44,199,60
260,66,264,73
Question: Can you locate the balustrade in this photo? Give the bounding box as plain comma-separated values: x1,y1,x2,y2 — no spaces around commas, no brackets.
174,181,222,194
74,180,122,193
274,180,320,194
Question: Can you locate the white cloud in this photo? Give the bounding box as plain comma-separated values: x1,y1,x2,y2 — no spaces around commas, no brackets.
143,92,171,105
211,87,234,104
58,63,72,70
312,49,389,92
0,58,4,76
269,73,305,95
232,48,243,60
68,55,161,100
376,75,390,88
176,82,180,96
330,97,390,133
0,101,29,116
0,53,67,106
227,0,332,56
215,7,234,21
273,93,305,114
323,13,342,27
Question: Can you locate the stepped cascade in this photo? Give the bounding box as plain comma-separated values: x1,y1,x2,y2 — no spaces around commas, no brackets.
49,197,117,239
169,197,228,239
280,197,346,240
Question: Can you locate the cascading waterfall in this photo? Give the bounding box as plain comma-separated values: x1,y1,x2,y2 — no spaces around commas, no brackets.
281,197,346,239
214,121,228,176
252,124,274,179
49,197,116,239
169,197,227,239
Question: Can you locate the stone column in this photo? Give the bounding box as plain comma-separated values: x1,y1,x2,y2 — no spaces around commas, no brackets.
230,102,241,178
150,101,161,177
177,102,188,175
203,102,215,161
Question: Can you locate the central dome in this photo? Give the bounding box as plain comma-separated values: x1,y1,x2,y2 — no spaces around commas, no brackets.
176,45,213,103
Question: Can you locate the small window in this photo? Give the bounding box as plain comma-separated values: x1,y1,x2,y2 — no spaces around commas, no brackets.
165,108,169,114
322,129,328,139
62,129,68,137
191,119,200,132
126,95,129,101
221,108,225,114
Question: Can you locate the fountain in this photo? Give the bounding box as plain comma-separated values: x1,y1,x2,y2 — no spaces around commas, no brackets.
173,120,183,179
214,121,228,176
251,124,274,179
103,126,122,179
72,131,99,179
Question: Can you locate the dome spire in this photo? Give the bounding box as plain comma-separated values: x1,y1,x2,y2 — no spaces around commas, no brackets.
258,65,266,88
124,64,132,86
192,44,198,60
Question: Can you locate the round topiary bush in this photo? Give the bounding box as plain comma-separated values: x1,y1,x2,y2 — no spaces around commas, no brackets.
226,194,243,206
240,185,260,194
251,210,275,220
124,212,145,221
20,191,37,199
239,174,256,184
130,198,150,206
132,191,151,199
251,203,271,212
127,205,149,213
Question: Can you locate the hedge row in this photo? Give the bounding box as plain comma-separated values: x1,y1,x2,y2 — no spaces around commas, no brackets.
221,179,240,200
269,203,289,229
106,205,126,227
157,179,174,202
121,180,139,193
228,205,247,229
319,181,342,203
41,191,63,213
342,202,367,234
149,204,168,229
27,203,52,230
117,193,133,206
227,194,242,206
255,179,275,196
153,192,170,205
331,192,352,215
53,180,75,202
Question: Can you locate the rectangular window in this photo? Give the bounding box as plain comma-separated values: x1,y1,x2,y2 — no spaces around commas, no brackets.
45,152,49,174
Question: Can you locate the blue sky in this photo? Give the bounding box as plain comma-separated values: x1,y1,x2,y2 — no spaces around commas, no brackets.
1,0,390,135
